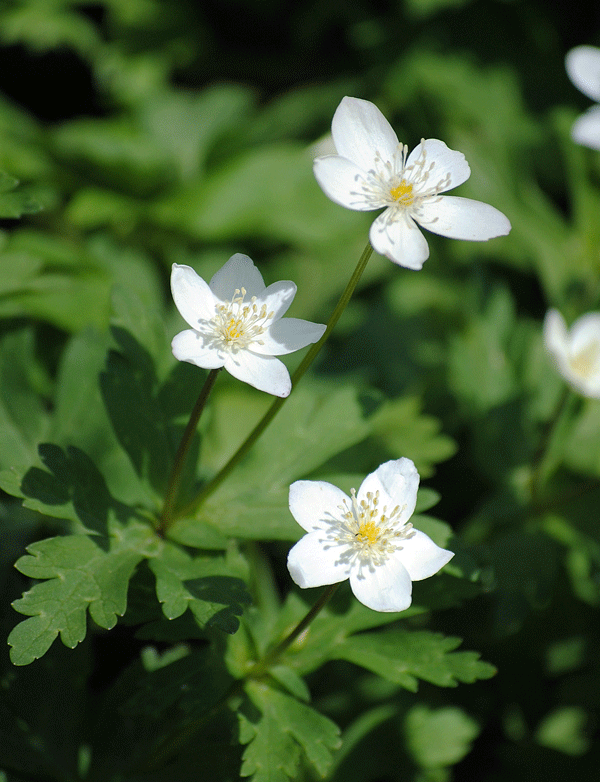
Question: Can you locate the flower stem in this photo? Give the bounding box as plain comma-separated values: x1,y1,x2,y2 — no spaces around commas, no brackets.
530,385,577,503
247,582,340,679
175,242,374,520
158,367,221,534
138,583,339,771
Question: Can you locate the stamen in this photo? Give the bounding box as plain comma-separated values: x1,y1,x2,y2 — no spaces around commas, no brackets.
209,288,273,351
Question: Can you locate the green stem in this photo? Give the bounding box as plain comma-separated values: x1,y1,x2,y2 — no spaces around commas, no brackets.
530,385,576,503
139,583,339,772
176,242,374,520
247,583,339,679
158,367,221,533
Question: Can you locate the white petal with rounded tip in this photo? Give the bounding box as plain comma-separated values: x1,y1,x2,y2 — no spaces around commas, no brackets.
394,529,454,581
331,96,400,172
209,253,265,299
566,45,600,103
289,480,350,533
171,264,216,327
287,532,350,588
171,329,224,368
571,106,600,150
349,556,413,612
313,155,380,211
223,351,291,397
259,280,297,320
359,458,420,527
543,309,569,359
369,210,430,269
255,318,326,356
417,196,511,240
570,313,600,353
406,139,471,192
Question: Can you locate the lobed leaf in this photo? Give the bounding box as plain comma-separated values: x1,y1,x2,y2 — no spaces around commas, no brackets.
8,524,153,665
240,681,341,781
334,629,496,691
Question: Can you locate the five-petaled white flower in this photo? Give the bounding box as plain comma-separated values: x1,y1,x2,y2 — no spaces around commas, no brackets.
313,96,511,270
287,458,454,612
565,45,600,150
543,309,600,398
171,254,326,397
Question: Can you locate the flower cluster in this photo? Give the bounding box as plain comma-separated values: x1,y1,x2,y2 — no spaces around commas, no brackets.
544,309,600,398
287,459,454,612
169,95,512,613
313,97,511,269
565,45,600,150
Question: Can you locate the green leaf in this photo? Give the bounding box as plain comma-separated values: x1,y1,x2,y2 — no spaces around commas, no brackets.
240,681,341,781
149,541,251,634
334,629,496,691
171,383,372,544
405,705,480,769
8,522,154,665
0,170,41,217
371,396,456,478
1,443,137,536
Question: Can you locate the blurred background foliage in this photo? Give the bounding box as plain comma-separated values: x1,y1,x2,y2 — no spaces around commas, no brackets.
2,0,600,780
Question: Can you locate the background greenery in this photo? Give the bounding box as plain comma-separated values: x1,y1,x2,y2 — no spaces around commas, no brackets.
1,0,600,780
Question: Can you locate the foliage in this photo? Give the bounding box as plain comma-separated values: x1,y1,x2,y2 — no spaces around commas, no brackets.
1,1,600,781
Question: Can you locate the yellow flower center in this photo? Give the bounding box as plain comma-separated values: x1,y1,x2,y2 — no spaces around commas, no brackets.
355,519,380,545
211,287,273,350
570,340,600,379
389,180,415,206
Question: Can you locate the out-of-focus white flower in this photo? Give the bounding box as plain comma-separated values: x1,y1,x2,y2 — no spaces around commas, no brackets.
313,96,511,270
171,254,326,397
544,309,600,397
565,45,600,150
287,458,454,612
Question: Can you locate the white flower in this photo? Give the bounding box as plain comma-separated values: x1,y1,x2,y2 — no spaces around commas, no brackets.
287,458,454,612
544,309,600,398
313,96,511,270
565,45,600,150
171,254,326,397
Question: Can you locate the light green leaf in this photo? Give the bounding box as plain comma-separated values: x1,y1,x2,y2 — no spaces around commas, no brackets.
241,681,341,781
0,170,41,217
371,396,456,478
172,384,372,544
405,705,480,769
9,522,154,665
334,630,496,691
149,541,251,634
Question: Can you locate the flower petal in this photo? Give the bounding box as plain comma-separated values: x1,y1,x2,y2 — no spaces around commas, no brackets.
171,329,224,368
289,480,350,532
223,351,291,397
256,318,326,356
570,312,600,353
349,556,413,612
406,139,471,192
171,264,216,328
394,529,454,581
543,309,569,361
359,458,419,527
417,196,511,240
369,210,430,269
571,106,600,151
259,280,297,320
287,532,350,588
566,45,600,103
331,96,400,171
313,155,380,211
209,253,265,300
